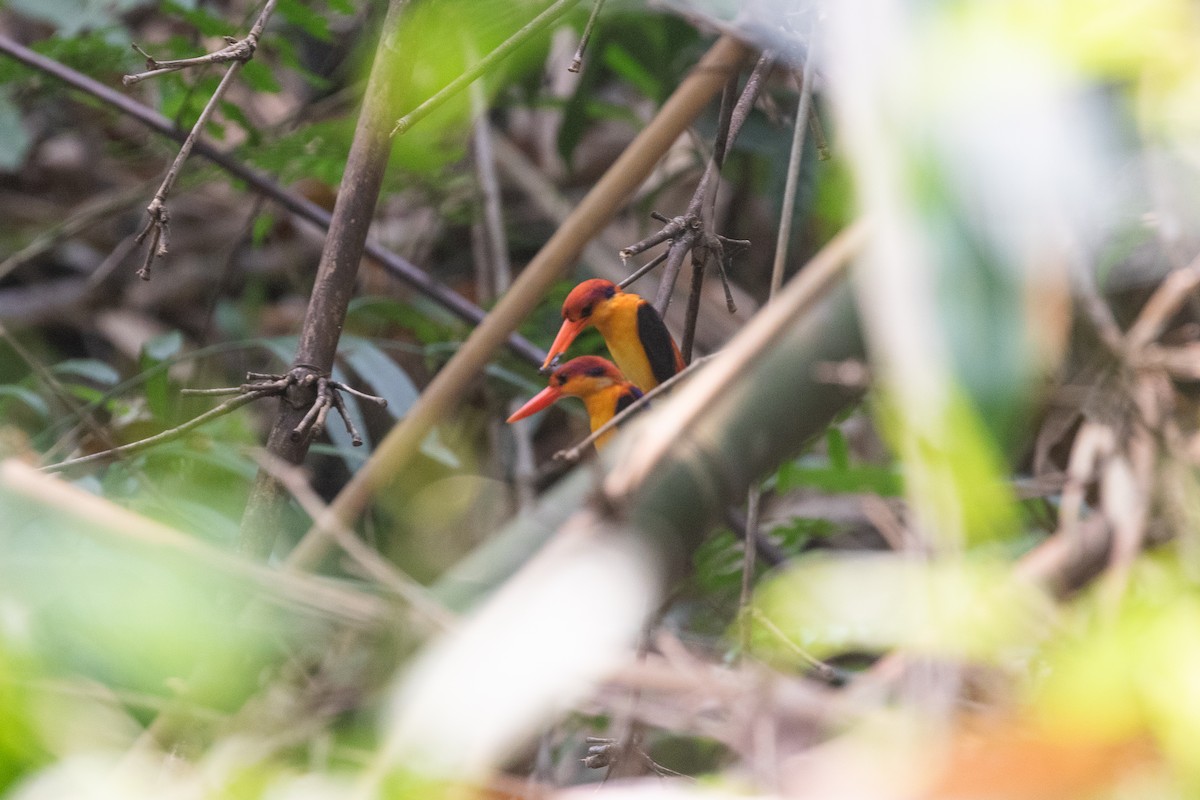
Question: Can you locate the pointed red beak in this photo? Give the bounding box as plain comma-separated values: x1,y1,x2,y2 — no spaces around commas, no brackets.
507,385,564,423
540,318,588,373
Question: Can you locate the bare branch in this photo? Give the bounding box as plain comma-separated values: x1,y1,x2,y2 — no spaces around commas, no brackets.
569,0,607,72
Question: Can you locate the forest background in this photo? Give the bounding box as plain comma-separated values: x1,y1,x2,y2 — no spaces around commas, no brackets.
1,1,1199,798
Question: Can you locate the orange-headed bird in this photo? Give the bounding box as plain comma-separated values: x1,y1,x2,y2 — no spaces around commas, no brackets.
542,279,685,391
508,356,643,450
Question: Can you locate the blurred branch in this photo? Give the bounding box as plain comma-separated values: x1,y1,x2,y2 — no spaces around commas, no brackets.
0,33,545,366
373,223,865,781
432,220,866,613
282,34,751,573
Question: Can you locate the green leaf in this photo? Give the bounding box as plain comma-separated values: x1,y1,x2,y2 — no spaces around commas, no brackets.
0,90,31,173
0,386,49,421
51,359,120,387
240,59,282,94
339,337,419,419
752,554,1044,663
776,462,905,496
602,42,662,101
826,427,850,472
276,0,334,41
140,331,184,420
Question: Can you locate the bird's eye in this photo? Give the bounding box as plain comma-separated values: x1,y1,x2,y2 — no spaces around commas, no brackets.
581,303,594,318
556,375,568,386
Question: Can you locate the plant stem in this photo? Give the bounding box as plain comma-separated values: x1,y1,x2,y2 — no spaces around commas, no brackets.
237,0,416,559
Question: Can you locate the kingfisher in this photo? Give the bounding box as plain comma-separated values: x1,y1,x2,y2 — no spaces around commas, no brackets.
542,279,685,391
508,356,643,450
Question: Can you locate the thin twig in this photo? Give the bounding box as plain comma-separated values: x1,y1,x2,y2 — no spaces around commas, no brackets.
569,0,607,72
43,389,274,472
391,0,584,136
131,0,279,278
739,486,761,654
749,607,845,684
617,249,669,290
770,45,818,296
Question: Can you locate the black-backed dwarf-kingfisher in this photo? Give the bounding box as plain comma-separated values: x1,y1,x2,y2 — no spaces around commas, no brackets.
542,279,685,391
508,356,643,450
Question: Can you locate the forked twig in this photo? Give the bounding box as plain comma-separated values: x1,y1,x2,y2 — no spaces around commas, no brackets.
128,0,279,279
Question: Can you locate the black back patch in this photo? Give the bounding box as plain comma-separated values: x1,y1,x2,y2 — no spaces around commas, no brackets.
636,302,681,385
615,386,644,417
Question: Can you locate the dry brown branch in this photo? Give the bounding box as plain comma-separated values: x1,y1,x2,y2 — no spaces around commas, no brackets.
649,52,773,317
238,0,418,558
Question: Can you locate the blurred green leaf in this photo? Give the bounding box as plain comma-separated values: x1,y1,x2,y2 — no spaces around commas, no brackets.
139,331,183,420
340,337,420,419
752,553,1047,663
50,359,120,387
0,90,32,173
0,386,50,422
777,461,904,496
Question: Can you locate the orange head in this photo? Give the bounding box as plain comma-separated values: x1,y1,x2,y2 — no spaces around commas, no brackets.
508,356,627,423
540,279,621,373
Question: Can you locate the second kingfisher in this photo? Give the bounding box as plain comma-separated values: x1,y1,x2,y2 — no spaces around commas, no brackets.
508,356,643,450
